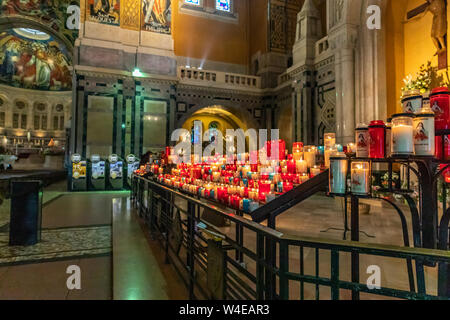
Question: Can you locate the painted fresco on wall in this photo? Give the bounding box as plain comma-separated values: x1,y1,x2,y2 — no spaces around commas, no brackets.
0,0,79,48
142,0,171,34
0,29,72,91
87,0,120,25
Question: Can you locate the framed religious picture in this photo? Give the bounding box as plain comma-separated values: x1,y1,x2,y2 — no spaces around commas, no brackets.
142,0,172,34
87,0,120,25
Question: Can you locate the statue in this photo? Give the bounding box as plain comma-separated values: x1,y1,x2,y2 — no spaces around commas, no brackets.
409,0,447,56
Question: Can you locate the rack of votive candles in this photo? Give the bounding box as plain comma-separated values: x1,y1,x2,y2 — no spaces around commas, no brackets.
153,141,327,214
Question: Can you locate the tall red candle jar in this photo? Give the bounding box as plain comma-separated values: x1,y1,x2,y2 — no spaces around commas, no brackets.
435,135,450,161
368,120,386,159
287,160,296,174
430,87,450,130
293,142,304,150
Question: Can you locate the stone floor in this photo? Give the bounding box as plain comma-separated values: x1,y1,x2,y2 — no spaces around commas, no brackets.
0,180,187,300
0,186,117,299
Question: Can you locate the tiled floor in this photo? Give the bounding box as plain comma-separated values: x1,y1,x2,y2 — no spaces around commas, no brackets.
0,189,116,300
0,256,111,300
112,198,188,300
0,183,188,300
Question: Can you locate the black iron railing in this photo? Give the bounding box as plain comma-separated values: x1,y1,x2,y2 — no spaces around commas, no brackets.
131,175,450,300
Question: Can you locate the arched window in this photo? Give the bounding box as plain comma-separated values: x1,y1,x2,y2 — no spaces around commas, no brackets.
191,120,203,145
34,102,47,130
185,0,201,5
13,100,28,129
208,121,220,144
53,104,65,131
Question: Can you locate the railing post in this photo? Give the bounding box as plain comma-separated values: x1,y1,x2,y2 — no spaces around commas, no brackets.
187,201,196,299
256,233,265,300
351,195,360,300
331,250,340,300
279,241,289,300
264,235,276,299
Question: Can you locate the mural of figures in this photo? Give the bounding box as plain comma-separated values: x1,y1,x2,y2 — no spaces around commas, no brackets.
0,29,72,91
0,0,79,47
87,0,120,25
142,0,172,34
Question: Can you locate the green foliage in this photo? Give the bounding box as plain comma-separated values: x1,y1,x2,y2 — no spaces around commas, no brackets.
402,61,449,94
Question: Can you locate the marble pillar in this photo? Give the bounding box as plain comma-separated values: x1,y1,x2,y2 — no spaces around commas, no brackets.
329,25,358,144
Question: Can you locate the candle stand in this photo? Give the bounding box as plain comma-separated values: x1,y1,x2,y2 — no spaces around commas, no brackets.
326,129,450,298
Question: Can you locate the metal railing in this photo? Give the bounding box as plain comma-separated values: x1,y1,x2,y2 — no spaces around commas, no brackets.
131,175,450,300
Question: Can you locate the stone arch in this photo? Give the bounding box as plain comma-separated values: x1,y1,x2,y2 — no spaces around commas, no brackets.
176,103,261,132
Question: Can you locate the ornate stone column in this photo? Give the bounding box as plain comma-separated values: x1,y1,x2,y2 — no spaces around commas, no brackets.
329,25,358,144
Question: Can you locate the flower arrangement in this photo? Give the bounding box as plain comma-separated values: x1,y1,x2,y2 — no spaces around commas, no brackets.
401,61,449,95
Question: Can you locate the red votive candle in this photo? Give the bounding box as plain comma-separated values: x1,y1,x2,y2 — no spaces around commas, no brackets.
287,160,296,174
369,120,386,159
435,135,450,160
283,181,293,192
431,87,450,131
258,180,271,194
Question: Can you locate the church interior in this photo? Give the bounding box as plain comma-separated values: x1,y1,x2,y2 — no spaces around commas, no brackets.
0,0,450,302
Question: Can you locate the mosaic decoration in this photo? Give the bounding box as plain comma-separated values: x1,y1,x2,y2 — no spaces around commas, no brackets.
0,226,111,265
121,0,140,30
0,0,79,48
87,0,120,25
142,0,171,34
185,0,199,5
0,29,72,91
216,0,230,12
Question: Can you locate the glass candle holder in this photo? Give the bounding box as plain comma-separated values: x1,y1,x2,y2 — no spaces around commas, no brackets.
401,89,423,114
329,153,348,195
293,142,304,150
430,87,450,131
351,162,371,196
324,146,337,168
295,159,308,174
303,146,317,168
346,143,357,154
293,149,303,161
324,133,336,148
413,107,435,156
369,120,386,159
310,166,321,177
391,114,414,156
287,160,296,174
355,124,369,158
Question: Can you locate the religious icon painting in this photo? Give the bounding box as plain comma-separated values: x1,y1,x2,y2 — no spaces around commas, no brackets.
142,0,172,34
87,0,120,26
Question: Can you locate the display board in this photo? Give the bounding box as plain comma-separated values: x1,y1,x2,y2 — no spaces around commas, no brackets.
110,161,123,179
72,161,87,179
92,161,105,179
